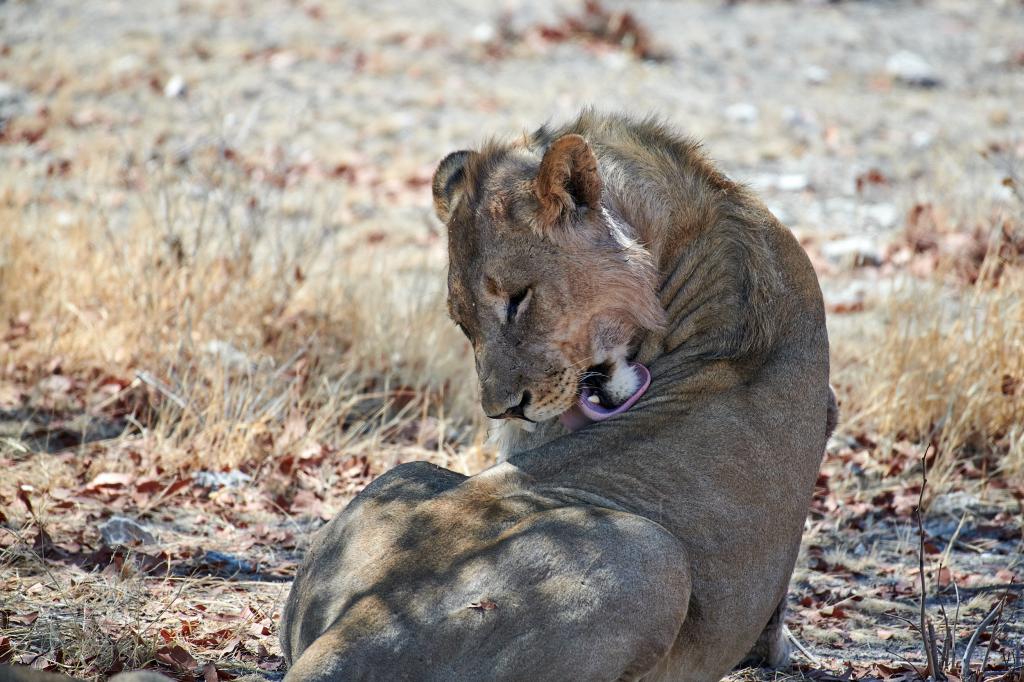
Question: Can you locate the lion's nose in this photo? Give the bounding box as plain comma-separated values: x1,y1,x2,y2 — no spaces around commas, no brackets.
485,391,531,420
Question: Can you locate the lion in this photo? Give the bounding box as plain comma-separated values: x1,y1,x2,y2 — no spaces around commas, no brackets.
279,111,837,681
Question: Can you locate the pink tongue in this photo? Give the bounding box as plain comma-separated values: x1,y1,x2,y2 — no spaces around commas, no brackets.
559,363,651,433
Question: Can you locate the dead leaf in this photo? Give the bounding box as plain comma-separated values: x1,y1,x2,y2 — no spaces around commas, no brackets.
155,644,197,672
84,472,134,492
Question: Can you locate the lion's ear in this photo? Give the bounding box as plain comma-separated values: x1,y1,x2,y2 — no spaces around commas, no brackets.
433,150,476,223
534,134,602,228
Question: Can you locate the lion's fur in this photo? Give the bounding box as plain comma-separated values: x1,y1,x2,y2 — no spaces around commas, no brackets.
280,111,835,681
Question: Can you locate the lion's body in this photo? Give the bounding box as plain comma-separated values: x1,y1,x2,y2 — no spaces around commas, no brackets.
280,112,834,681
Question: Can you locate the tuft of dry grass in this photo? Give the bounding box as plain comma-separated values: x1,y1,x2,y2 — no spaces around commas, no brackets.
832,181,1024,492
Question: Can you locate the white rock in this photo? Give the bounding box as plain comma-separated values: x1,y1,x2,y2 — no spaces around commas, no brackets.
724,102,759,125
886,51,941,87
911,130,935,149
269,51,298,70
776,174,810,192
471,22,496,43
821,236,883,267
803,64,829,85
163,74,187,99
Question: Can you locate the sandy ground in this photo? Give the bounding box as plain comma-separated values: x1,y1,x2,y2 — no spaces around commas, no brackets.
1,0,1023,679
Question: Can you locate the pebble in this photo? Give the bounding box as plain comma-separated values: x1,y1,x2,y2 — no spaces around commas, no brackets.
803,64,830,85
471,22,496,43
724,102,759,125
911,130,934,149
775,173,810,192
886,51,942,88
163,74,187,99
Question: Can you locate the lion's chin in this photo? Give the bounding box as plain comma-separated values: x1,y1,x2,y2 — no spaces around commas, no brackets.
522,397,577,425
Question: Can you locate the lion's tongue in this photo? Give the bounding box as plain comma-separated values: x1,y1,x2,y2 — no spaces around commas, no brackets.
559,362,651,433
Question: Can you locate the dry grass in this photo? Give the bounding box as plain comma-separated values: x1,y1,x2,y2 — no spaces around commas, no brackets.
831,179,1024,493
0,142,486,474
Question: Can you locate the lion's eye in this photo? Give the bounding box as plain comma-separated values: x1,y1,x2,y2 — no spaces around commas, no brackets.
506,288,530,323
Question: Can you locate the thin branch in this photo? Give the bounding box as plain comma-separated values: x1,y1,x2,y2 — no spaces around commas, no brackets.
979,596,1008,680
135,369,191,414
785,626,823,668
917,446,942,680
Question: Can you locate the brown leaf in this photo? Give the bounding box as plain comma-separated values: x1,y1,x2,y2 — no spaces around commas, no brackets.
9,612,38,626
155,644,197,672
467,599,498,611
164,477,192,497
203,662,218,682
84,472,134,492
290,489,323,517
995,568,1017,582
818,605,848,619
135,477,164,494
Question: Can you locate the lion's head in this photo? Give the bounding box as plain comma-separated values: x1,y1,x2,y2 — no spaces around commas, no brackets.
432,133,665,423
